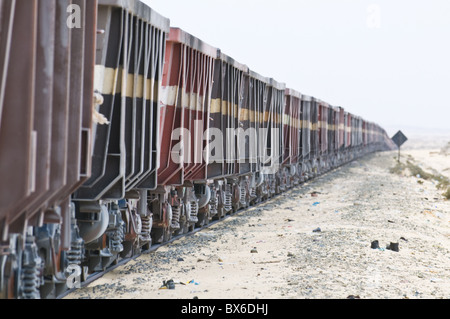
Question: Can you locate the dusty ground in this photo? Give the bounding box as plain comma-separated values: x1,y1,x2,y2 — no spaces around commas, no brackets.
65,137,450,300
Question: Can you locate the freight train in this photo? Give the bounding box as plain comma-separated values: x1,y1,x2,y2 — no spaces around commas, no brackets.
0,0,395,299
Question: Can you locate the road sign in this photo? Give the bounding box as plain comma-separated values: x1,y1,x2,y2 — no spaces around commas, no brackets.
392,131,408,148
392,131,408,162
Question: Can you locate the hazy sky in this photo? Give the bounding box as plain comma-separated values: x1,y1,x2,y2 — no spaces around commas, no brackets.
143,0,450,136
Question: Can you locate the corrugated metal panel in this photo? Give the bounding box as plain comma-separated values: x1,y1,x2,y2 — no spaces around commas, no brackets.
74,1,169,200
258,77,284,172
243,70,270,176
318,100,328,154
0,0,97,245
283,88,302,166
337,107,345,149
310,97,319,158
207,51,249,180
301,95,312,161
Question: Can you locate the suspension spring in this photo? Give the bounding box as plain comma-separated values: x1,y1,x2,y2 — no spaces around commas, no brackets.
224,184,232,212
188,200,198,223
109,226,124,253
250,187,257,199
209,189,218,216
239,184,247,205
139,215,152,243
21,267,40,299
108,207,125,253
171,205,181,230
67,237,84,266
20,236,42,299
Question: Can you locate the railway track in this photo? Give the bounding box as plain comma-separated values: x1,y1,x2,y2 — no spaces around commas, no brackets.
59,157,363,299
59,182,287,299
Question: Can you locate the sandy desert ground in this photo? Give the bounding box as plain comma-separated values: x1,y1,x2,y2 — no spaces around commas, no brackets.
65,135,450,299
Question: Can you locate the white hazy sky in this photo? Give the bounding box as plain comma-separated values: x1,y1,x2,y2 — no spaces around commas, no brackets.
143,0,450,136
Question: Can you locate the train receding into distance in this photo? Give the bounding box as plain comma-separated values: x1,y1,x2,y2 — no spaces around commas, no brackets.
0,0,395,299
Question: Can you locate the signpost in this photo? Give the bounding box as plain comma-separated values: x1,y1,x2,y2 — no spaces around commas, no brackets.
392,131,408,162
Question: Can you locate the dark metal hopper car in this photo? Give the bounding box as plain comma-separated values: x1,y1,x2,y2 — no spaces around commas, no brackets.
208,52,249,182
72,0,170,276
208,51,252,216
240,70,272,205
75,0,169,200
327,106,337,168
300,94,313,180
283,89,302,187
309,97,320,176
337,107,346,152
317,99,329,173
343,111,352,161
259,77,286,197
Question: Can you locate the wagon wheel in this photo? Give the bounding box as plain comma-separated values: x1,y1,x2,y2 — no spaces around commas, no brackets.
151,227,172,244
195,206,210,228
0,253,16,299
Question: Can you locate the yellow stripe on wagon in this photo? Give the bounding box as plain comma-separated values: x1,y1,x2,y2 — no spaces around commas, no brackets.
95,65,158,101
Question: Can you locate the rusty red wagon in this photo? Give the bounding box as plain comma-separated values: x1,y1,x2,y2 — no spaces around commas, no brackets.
150,27,217,242
0,0,97,298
